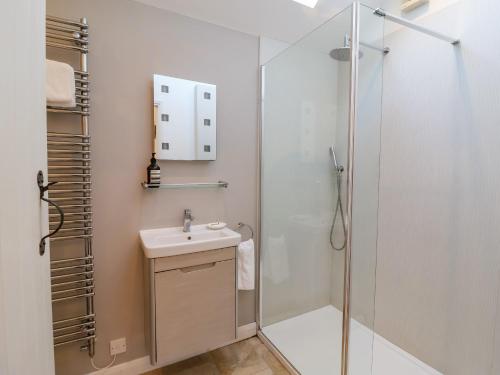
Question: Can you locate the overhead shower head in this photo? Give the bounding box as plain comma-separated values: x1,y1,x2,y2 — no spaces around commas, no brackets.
329,47,350,62
330,33,364,62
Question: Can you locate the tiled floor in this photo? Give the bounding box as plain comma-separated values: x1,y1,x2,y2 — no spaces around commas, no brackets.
142,337,290,375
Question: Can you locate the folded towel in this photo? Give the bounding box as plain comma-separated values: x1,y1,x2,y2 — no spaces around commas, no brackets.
263,235,289,284
238,239,255,290
46,59,75,107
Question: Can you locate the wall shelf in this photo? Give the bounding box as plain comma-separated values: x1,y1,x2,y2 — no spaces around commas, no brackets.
141,181,229,189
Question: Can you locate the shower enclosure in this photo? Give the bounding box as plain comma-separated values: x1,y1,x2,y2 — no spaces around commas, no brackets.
258,2,461,375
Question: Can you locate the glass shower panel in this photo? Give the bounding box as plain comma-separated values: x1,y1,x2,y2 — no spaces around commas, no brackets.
348,4,385,375
260,6,352,375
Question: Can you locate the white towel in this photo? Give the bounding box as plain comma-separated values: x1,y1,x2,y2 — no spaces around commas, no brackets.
238,239,255,290
263,235,289,284
46,59,76,107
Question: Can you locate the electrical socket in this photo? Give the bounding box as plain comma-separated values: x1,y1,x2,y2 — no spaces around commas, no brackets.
109,337,126,356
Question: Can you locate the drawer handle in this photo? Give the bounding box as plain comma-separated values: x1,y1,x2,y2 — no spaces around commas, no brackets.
179,262,216,273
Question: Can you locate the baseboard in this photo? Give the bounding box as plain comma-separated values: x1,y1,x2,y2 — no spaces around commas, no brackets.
236,321,257,340
87,322,257,375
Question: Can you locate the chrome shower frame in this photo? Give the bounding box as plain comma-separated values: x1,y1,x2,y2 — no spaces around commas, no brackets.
341,3,360,374
374,8,460,45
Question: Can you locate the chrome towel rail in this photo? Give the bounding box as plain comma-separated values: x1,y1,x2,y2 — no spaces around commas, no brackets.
48,133,90,139
52,279,95,289
52,286,94,297
54,335,96,348
46,14,95,356
51,264,93,273
51,270,94,281
50,188,92,193
54,327,95,345
49,203,91,209
47,108,89,116
51,234,93,241
48,176,91,180
54,314,94,326
47,182,91,188
49,197,91,203
46,42,88,53
51,294,94,304
48,140,91,146
56,227,93,233
49,159,92,163
53,321,95,335
51,256,93,264
48,165,92,170
49,211,92,219
48,150,91,155
51,220,90,226
46,15,89,28
54,328,95,341
46,23,86,35
142,180,229,189
46,32,87,44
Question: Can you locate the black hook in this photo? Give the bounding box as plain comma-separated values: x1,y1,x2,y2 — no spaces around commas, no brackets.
38,170,64,256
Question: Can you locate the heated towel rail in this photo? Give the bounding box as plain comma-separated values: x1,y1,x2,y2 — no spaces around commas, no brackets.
46,15,95,356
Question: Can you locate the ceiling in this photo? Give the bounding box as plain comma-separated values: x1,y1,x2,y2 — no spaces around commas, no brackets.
133,0,353,43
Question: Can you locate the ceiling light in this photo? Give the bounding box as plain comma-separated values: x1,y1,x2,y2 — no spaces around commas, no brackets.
291,0,319,8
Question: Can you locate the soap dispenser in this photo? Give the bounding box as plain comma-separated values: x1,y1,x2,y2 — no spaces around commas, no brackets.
147,153,161,187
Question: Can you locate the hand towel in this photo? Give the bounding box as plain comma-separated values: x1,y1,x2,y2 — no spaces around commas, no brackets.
46,59,76,107
238,239,255,290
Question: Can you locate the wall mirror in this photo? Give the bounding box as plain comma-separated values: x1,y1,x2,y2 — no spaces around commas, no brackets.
153,74,217,160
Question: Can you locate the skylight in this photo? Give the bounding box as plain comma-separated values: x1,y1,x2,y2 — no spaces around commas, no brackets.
291,0,319,8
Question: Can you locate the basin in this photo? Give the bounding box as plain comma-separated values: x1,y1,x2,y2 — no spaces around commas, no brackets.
140,224,241,258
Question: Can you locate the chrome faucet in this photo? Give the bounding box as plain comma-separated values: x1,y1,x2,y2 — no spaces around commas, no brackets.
183,209,194,232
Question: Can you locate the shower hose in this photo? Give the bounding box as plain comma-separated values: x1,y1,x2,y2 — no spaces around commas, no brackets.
330,170,347,251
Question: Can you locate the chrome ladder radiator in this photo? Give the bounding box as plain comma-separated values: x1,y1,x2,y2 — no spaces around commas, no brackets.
46,15,95,356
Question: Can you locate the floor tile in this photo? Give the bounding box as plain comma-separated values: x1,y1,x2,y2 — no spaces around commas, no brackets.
142,337,289,375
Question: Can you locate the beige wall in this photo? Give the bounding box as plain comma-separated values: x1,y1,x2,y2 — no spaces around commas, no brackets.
46,0,259,373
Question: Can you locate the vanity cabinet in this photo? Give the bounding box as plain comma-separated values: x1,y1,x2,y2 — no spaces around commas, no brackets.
145,247,237,365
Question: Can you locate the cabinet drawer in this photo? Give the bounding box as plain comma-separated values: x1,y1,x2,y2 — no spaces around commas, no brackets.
154,247,235,273
155,258,236,363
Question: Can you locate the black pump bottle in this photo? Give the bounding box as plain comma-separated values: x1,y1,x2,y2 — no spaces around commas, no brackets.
147,153,161,187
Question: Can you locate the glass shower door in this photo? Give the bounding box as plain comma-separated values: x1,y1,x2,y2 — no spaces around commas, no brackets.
259,6,353,374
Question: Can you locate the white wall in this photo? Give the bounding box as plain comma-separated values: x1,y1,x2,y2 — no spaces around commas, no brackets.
0,0,55,374
375,1,500,373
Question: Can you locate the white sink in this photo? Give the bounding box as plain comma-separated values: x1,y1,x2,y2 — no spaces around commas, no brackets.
140,224,241,258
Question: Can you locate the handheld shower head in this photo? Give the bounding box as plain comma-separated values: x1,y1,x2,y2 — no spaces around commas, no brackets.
329,146,347,251
329,146,344,173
